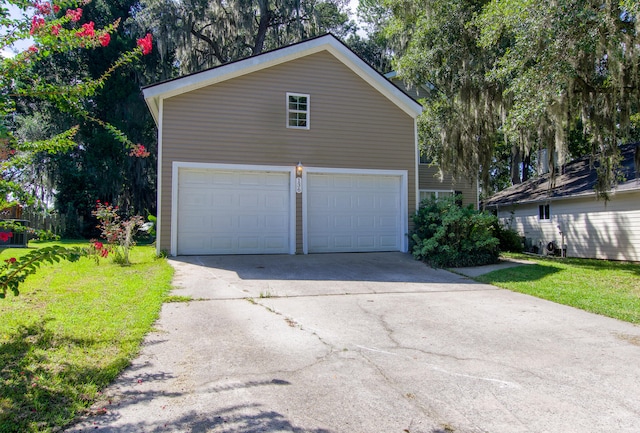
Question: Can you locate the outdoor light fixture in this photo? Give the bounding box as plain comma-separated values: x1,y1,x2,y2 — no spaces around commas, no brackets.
296,161,303,177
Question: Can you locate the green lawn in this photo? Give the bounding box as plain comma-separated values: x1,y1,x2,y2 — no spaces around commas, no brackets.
476,254,640,324
0,241,174,433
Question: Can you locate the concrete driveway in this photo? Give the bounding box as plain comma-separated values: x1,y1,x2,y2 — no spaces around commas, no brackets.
67,253,640,433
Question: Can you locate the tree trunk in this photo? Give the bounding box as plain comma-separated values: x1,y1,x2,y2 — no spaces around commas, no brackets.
510,144,522,185
253,0,271,55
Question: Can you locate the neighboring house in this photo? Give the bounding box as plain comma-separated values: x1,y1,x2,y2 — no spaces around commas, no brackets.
384,72,479,208
143,34,424,256
484,143,640,262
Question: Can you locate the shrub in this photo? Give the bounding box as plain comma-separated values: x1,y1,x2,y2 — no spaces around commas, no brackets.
494,223,524,253
411,195,500,268
92,201,145,265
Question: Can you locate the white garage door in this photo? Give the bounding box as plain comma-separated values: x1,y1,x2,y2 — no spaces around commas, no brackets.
307,173,402,253
177,168,292,255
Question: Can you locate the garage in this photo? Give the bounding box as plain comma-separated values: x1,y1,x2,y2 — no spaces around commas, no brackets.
305,171,406,253
176,166,294,255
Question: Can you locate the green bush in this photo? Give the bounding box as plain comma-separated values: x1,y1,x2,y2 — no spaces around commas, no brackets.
411,195,500,267
494,223,524,253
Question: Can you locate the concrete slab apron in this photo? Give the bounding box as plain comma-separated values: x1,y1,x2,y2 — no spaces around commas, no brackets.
66,253,640,433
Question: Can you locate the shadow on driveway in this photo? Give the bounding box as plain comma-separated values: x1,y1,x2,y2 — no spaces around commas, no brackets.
172,252,467,283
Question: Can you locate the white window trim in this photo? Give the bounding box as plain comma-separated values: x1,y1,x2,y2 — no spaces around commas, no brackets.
538,203,551,220
286,92,310,130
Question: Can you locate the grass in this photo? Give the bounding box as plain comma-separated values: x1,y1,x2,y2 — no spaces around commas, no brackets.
476,253,640,324
0,240,174,433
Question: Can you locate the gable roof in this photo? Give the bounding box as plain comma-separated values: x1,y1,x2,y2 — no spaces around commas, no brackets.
142,34,423,124
484,143,640,207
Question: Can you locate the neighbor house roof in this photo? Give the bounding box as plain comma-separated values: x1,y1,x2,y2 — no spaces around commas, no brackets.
484,143,640,207
142,34,423,124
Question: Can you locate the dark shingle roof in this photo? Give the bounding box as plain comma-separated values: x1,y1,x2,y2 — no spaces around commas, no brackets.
484,143,640,207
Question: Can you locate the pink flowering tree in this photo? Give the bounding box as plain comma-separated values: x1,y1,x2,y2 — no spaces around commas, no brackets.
0,0,153,297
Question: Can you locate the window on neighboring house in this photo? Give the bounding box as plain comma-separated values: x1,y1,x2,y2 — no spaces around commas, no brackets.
287,93,309,129
539,204,550,220
419,152,432,164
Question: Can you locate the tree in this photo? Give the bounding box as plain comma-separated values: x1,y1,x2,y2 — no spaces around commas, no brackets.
10,0,160,237
134,0,355,74
477,0,640,198
376,0,640,198
376,0,503,194
0,0,153,296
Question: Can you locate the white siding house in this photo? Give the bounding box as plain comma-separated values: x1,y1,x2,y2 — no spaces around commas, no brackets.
485,144,640,262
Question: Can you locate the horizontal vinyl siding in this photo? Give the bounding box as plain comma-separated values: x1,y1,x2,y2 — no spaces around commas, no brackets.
159,51,416,252
418,165,477,208
497,192,640,261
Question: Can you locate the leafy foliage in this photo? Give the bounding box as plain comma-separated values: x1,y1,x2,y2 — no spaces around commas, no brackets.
493,223,524,253
4,0,159,238
411,195,500,268
373,0,640,198
92,201,145,265
1,1,154,296
134,0,355,74
0,245,82,298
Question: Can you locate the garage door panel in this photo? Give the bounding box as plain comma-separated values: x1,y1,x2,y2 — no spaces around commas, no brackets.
265,215,288,229
178,168,291,255
237,214,261,230
332,216,352,230
181,191,210,207
357,236,375,248
211,172,235,185
182,171,211,186
211,192,232,207
356,215,375,229
211,237,233,250
264,237,288,249
238,193,260,208
307,173,402,253
334,236,354,248
264,192,289,208
379,216,399,229
265,174,290,187
238,237,260,250
239,173,264,186
332,175,353,188
335,195,352,209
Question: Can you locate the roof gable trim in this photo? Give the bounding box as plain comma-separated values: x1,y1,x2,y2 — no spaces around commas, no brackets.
143,35,422,123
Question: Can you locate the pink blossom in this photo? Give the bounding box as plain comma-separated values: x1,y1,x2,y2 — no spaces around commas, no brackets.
99,33,111,47
76,21,95,37
34,2,51,15
51,24,61,35
66,8,82,22
136,33,152,55
129,144,150,158
0,232,13,242
30,16,45,35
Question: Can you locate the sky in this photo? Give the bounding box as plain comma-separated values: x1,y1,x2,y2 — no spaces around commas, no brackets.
1,3,32,58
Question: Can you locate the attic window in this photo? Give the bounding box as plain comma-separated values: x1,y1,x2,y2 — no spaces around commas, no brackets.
287,93,309,129
539,204,550,220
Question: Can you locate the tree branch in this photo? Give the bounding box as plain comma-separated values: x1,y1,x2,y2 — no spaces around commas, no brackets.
190,25,227,64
